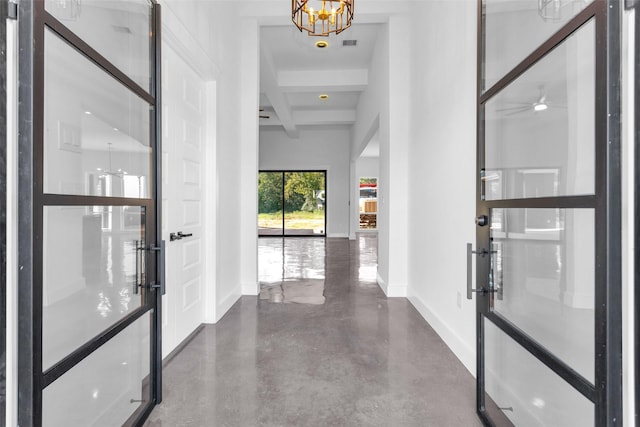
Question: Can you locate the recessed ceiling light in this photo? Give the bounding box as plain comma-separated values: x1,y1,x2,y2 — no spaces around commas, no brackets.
319,94,329,100
315,40,329,49
84,111,92,115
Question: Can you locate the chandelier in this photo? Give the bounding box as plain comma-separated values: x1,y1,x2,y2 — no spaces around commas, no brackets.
292,0,354,37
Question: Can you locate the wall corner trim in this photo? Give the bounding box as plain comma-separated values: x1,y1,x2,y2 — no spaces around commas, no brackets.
241,282,259,296
215,291,241,323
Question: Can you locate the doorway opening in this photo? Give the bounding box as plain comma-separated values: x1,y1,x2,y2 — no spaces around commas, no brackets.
358,177,377,230
258,171,326,237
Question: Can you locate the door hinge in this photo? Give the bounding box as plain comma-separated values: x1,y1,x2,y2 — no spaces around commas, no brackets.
626,0,640,10
7,1,17,20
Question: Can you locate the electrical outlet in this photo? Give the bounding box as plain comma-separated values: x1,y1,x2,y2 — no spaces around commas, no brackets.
457,291,462,308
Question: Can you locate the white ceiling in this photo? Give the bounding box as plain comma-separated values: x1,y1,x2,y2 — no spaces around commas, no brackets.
259,22,382,138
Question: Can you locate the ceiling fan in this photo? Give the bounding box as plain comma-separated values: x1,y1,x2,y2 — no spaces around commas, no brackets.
259,108,270,119
496,89,565,116
96,142,128,178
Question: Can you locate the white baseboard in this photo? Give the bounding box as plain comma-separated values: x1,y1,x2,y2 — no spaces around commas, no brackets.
386,284,407,297
376,273,406,297
376,272,388,294
215,291,241,323
242,281,259,296
407,292,476,376
327,233,349,238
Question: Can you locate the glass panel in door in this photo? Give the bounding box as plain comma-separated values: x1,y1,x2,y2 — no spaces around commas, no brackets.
42,205,146,369
490,208,595,382
483,319,594,426
284,172,325,236
44,28,152,198
477,2,602,425
45,0,153,90
483,0,593,91
42,312,152,427
484,19,595,200
258,171,284,236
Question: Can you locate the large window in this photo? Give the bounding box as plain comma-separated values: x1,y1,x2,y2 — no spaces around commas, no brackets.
258,171,326,237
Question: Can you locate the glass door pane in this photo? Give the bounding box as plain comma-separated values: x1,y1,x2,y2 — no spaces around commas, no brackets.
45,0,153,91
484,319,594,426
483,0,592,91
284,172,325,236
42,312,152,426
258,171,283,236
42,206,146,369
484,19,595,200
490,208,595,382
44,29,152,198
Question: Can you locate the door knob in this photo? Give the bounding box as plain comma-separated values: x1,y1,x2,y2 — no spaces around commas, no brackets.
475,215,488,227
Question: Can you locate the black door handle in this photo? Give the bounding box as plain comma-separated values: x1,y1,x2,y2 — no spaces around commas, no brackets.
170,231,193,241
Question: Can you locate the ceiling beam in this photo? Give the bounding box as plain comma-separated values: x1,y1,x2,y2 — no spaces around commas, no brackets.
292,109,356,125
278,69,368,93
260,48,299,138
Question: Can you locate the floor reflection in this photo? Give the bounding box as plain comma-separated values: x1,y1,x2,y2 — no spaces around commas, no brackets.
145,232,482,427
258,237,327,304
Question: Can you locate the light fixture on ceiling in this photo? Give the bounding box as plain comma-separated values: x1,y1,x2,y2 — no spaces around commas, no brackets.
292,0,354,37
533,101,548,112
315,40,329,49
98,142,127,177
319,94,329,100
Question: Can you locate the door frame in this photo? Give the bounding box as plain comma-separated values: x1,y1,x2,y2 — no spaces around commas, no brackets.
16,1,163,425
258,170,327,237
475,1,622,425
0,0,8,423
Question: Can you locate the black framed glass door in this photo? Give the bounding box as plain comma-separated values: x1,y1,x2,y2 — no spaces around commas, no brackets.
474,1,621,425
258,171,326,237
18,1,163,425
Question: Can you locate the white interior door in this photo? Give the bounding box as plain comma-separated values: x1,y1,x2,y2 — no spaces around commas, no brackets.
162,45,206,357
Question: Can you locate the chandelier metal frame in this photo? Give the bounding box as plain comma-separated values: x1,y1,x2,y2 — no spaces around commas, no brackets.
292,0,354,37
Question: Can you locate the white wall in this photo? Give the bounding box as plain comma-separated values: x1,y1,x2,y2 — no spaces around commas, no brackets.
259,127,351,237
239,18,261,296
161,0,254,322
351,16,411,298
405,1,477,375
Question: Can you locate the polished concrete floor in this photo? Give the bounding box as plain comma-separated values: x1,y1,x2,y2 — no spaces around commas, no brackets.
144,235,481,426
